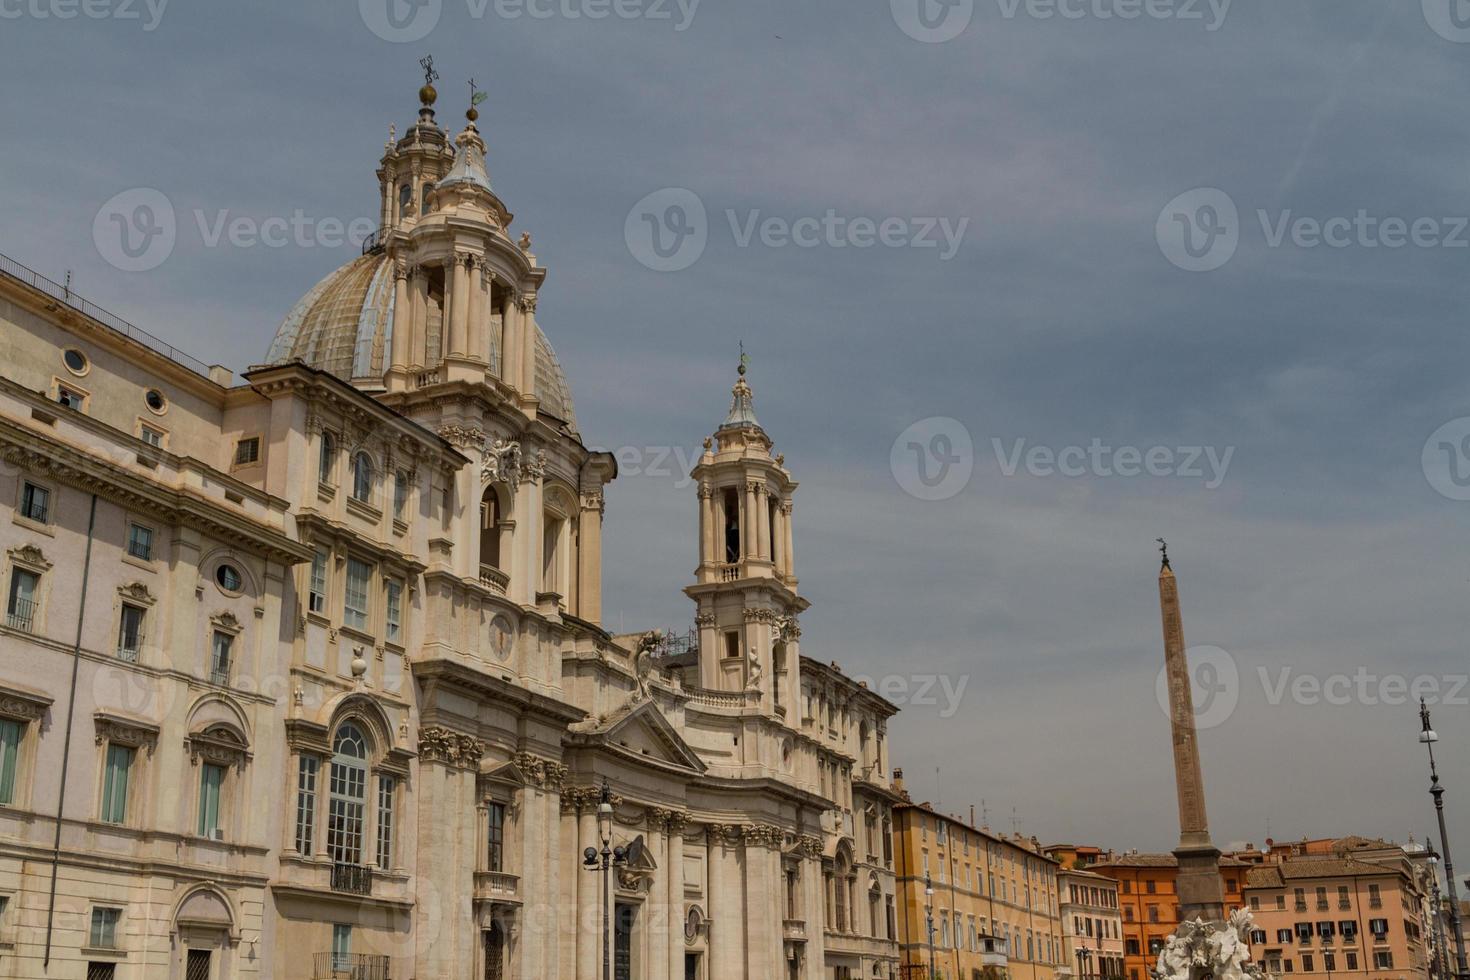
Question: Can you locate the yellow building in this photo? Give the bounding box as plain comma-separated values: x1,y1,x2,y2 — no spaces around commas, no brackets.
892,773,1064,980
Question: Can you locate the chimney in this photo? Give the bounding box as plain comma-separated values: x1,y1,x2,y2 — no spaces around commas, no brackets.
893,768,904,794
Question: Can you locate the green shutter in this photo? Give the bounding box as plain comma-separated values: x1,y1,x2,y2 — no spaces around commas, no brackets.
102,744,132,823
198,764,223,836
0,719,20,805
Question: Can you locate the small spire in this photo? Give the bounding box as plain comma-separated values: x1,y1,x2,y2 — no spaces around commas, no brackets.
720,348,761,430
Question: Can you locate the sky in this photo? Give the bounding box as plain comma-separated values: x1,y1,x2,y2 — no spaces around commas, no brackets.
2,0,1469,866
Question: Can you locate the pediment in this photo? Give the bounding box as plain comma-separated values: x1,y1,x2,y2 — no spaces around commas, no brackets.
598,701,707,774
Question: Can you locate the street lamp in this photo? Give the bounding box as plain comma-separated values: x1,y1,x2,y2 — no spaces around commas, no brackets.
1078,944,1095,980
583,779,628,980
1420,700,1469,980
926,872,937,980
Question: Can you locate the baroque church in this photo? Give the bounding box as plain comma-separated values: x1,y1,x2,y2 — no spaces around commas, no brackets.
0,72,903,980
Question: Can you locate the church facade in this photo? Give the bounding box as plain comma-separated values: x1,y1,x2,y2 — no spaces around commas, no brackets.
0,76,902,980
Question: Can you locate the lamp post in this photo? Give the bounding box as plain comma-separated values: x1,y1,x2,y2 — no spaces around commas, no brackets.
1078,944,1094,980
583,779,628,980
926,872,937,980
1420,700,1469,980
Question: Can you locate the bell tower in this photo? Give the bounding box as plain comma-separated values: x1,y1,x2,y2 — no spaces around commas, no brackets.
684,357,807,718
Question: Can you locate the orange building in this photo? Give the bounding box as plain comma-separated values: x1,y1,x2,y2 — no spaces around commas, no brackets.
1086,853,1248,980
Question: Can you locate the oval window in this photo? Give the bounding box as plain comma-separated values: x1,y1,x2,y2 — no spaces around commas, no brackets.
216,564,243,593
144,388,167,413
63,348,89,375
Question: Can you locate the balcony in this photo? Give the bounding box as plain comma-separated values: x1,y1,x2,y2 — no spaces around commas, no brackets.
5,597,34,632
478,564,509,596
330,863,373,896
784,919,807,942
473,870,521,903
312,952,389,979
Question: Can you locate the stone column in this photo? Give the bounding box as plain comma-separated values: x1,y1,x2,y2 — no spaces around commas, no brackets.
698,485,712,567
666,814,686,980
409,267,428,371
744,826,785,980
449,254,470,358
577,490,604,624
709,826,746,979
576,794,599,980
543,764,567,979
468,263,488,363
520,294,539,397
744,483,759,560
390,260,411,372
756,486,772,561
782,503,795,578
502,294,522,387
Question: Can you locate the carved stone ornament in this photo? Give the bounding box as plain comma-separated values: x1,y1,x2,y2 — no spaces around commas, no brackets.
1153,909,1271,980
513,751,568,790
438,424,486,451
795,835,825,859
559,784,624,814
694,612,716,629
94,714,159,755
8,544,51,570
120,582,155,604
519,449,548,484
186,725,249,767
741,824,785,849
743,608,779,624
648,807,691,833
482,438,523,484
418,726,484,769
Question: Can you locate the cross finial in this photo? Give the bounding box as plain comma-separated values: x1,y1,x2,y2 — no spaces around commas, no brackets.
738,340,749,377
420,55,439,87
1157,537,1171,570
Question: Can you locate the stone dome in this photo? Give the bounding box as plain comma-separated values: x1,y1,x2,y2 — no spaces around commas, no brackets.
265,251,577,428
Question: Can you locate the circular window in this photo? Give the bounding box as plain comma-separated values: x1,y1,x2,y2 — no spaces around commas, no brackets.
144,388,167,414
62,348,89,375
215,564,243,593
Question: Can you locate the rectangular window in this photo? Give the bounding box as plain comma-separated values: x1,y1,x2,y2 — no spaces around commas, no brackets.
385,580,403,645
117,604,145,661
89,907,122,948
57,385,86,410
344,559,371,632
376,775,395,869
100,744,134,823
1374,952,1393,970
233,437,260,465
197,763,224,837
0,718,21,805
319,433,336,485
488,801,506,872
1346,953,1358,970
210,631,233,685
332,924,352,971
126,523,153,561
19,482,50,523
724,631,740,658
7,568,39,632
393,471,409,521
295,756,318,853
139,425,164,448
308,547,328,615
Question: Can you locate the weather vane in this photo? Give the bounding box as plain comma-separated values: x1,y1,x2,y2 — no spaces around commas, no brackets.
468,77,488,108
1157,537,1171,570
420,55,439,87
738,340,749,376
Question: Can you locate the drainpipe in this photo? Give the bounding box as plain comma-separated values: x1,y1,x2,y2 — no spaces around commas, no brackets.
43,493,98,968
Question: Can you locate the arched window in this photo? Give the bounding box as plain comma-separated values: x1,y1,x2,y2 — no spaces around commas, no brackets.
420,182,435,216
352,453,373,504
398,183,412,218
481,487,502,570
319,431,336,486
327,723,368,864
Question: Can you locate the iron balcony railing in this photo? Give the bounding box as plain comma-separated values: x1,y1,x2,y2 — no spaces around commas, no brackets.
5,597,35,633
330,863,373,895
313,952,389,980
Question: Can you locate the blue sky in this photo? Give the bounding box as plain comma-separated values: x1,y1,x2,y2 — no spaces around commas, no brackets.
4,0,1470,861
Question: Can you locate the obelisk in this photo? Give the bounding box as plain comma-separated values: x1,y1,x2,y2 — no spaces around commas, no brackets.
1156,541,1226,922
